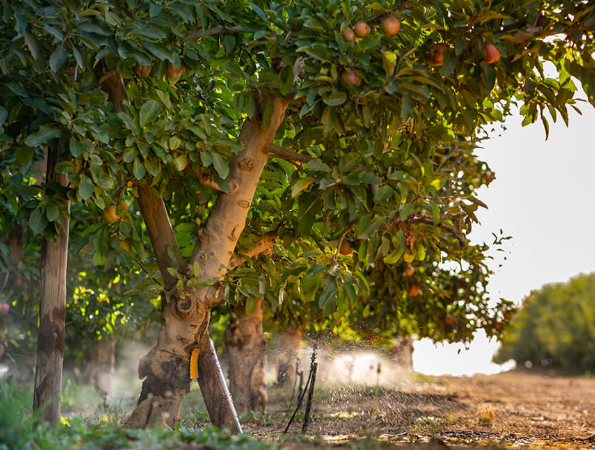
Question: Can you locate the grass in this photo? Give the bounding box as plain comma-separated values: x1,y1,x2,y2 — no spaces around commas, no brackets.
0,380,278,450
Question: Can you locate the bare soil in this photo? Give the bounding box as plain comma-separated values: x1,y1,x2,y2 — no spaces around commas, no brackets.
234,370,595,449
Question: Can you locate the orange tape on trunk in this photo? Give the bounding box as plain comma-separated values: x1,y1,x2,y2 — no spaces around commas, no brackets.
190,349,200,379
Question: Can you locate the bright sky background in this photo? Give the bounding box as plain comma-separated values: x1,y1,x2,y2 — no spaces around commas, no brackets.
414,96,595,376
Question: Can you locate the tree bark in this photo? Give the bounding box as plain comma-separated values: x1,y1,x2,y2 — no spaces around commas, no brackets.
33,142,70,423
225,298,267,414
276,326,303,387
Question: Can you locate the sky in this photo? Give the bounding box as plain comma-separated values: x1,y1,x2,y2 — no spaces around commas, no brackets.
413,97,595,376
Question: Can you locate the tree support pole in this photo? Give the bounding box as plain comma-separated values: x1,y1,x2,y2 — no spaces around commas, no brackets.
197,334,242,433
33,141,70,423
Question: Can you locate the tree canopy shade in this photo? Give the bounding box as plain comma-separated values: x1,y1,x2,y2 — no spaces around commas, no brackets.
1,0,595,429
494,273,595,373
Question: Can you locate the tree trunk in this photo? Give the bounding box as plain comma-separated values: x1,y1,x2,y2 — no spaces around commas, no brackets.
84,335,116,397
122,96,287,429
276,327,303,387
33,142,70,423
391,336,414,371
225,298,267,414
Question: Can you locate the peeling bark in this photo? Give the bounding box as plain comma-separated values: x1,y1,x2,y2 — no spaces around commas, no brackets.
33,142,70,423
225,298,267,414
276,327,303,387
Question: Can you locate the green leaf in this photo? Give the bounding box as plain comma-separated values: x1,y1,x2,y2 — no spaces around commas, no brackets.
24,30,39,60
400,93,412,120
78,175,93,200
29,207,46,235
318,282,337,308
123,147,137,163
292,177,314,198
344,282,357,307
400,204,414,220
249,3,266,20
279,65,294,96
306,159,331,173
192,261,201,277
7,82,27,97
133,158,146,180
55,161,74,173
16,146,34,165
212,153,229,179
441,50,457,77
69,138,84,157
46,202,60,222
0,106,6,125
323,92,347,106
384,246,405,264
49,46,68,72
139,100,161,127
24,125,61,147
359,216,384,239
375,185,393,203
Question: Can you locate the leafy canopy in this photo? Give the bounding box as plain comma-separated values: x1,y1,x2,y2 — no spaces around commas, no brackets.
1,0,594,342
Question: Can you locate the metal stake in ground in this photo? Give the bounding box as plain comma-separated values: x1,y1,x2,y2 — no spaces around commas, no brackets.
301,361,318,433
283,344,317,434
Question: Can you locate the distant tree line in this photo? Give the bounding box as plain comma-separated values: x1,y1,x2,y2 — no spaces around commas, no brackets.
494,273,595,373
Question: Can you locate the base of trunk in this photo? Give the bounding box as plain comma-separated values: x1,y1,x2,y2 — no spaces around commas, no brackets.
123,346,190,429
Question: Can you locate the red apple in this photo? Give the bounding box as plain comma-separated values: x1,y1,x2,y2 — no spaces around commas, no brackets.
354,22,370,38
484,42,501,64
381,16,400,36
340,69,362,87
342,28,356,42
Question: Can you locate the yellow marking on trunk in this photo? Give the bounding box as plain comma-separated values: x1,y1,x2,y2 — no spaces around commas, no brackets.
190,349,200,379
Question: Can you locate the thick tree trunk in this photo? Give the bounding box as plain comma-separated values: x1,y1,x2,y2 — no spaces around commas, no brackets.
33,142,70,423
276,327,303,387
225,298,267,414
123,96,287,429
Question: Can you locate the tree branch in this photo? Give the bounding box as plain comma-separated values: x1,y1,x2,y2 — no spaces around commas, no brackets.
137,185,186,290
383,214,467,248
187,167,239,194
228,232,277,271
405,217,466,248
265,143,313,163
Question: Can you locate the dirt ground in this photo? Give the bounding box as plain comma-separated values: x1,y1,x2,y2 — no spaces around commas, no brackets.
232,370,595,449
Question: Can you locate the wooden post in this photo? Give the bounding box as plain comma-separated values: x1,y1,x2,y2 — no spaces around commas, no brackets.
33,142,70,423
197,334,242,433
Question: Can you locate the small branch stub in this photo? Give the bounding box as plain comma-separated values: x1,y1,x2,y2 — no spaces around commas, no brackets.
265,143,313,163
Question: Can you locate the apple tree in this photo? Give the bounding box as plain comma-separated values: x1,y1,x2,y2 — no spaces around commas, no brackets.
1,0,595,429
